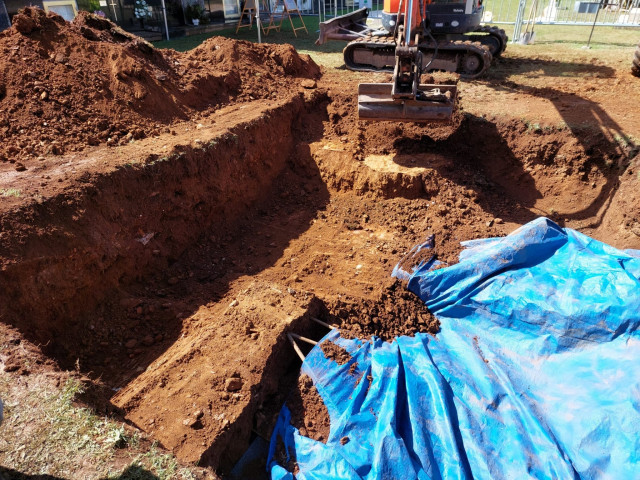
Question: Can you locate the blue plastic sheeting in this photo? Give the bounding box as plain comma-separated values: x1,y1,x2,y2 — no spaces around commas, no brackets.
268,218,640,479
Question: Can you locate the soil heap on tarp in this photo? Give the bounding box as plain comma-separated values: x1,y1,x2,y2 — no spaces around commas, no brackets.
0,7,320,164
329,280,440,341
287,374,331,443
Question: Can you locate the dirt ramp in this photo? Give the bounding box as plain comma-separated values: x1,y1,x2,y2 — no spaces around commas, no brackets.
112,281,323,472
0,8,320,165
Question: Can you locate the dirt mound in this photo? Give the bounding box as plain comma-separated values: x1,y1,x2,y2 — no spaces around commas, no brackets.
329,281,440,341
0,8,319,164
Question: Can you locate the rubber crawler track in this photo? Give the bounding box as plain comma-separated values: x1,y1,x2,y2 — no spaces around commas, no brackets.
343,35,493,79
632,41,640,77
469,25,508,57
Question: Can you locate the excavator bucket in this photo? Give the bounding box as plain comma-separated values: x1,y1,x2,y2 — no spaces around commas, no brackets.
357,83,458,122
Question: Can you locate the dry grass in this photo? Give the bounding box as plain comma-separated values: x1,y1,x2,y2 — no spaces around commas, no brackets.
0,371,202,479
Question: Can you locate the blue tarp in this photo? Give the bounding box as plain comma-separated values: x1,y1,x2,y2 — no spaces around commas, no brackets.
268,218,640,479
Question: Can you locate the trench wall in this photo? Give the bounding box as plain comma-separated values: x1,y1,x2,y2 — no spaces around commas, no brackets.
0,92,326,344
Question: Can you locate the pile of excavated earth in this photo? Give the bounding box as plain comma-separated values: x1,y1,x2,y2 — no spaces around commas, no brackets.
1,6,640,478
0,7,319,165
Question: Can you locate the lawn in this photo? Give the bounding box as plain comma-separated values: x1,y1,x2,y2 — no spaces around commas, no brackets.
153,10,640,63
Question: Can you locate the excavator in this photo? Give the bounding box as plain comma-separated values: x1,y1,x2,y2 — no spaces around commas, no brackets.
316,0,507,122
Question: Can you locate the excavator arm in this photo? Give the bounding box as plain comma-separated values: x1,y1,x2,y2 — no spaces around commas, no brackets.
356,0,457,122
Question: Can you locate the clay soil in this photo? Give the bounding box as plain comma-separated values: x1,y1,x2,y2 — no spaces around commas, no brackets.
287,375,331,443
2,7,640,479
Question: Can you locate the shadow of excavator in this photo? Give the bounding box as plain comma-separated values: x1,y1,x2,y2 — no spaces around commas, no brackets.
475,55,637,228
376,55,636,232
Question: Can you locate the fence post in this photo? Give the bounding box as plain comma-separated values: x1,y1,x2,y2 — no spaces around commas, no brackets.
512,0,526,43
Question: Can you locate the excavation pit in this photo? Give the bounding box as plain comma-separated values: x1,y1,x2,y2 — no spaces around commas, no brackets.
2,101,638,473
1,10,640,477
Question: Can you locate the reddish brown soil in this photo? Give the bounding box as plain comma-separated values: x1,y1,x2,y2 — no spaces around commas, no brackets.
287,375,331,444
320,340,352,365
0,8,318,166
0,323,57,377
1,8,640,478
329,280,440,341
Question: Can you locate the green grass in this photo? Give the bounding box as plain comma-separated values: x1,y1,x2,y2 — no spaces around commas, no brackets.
152,10,639,69
1,188,22,197
505,24,640,47
0,374,200,479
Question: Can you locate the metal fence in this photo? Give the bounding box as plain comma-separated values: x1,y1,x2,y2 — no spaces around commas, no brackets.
302,0,640,37
485,0,640,44
486,0,640,26
308,0,385,20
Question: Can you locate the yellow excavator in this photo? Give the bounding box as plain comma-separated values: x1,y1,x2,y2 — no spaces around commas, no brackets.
317,0,507,122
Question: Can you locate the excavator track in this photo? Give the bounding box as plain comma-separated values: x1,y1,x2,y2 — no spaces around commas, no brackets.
632,41,640,77
344,35,493,79
467,25,508,58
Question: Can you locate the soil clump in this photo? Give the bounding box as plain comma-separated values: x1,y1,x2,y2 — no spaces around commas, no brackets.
329,280,440,341
320,340,352,365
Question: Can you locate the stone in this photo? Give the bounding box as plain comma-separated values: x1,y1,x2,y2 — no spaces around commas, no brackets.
301,79,317,89
225,377,243,392
183,418,195,427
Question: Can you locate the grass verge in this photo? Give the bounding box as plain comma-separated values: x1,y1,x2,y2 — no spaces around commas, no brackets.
0,370,206,479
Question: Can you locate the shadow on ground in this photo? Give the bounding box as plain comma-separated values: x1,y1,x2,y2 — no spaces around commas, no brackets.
0,465,159,480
